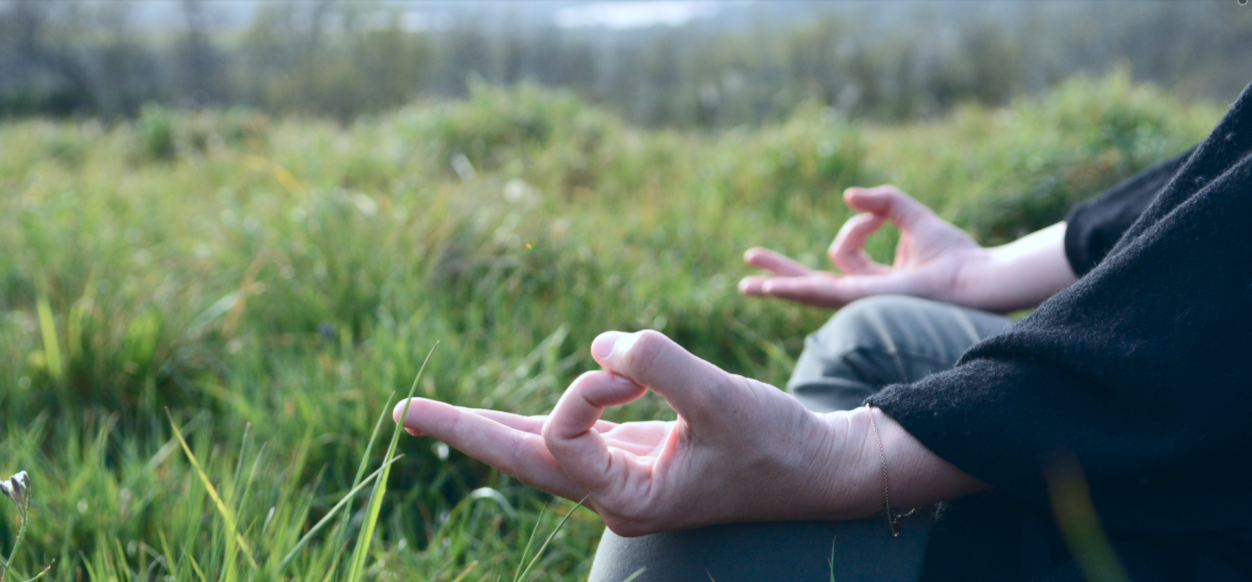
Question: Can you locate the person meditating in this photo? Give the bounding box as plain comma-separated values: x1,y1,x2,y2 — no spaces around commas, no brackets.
394,82,1252,581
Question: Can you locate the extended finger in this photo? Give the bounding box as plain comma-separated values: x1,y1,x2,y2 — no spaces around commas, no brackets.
829,213,890,275
759,274,910,309
467,409,619,435
758,276,853,309
393,398,585,499
543,371,650,494
738,275,774,296
743,248,813,277
844,186,934,230
590,330,730,426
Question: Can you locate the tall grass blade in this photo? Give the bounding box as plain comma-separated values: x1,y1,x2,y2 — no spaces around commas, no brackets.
236,443,267,517
276,455,405,574
514,496,588,582
620,567,647,582
230,424,251,507
184,551,209,582
317,537,350,582
112,539,133,582
344,342,439,582
328,392,395,572
157,531,176,581
828,536,837,582
511,504,548,582
318,543,350,582
3,493,31,581
23,560,53,582
165,409,259,570
1046,456,1131,582
449,560,478,582
35,290,62,381
320,394,394,581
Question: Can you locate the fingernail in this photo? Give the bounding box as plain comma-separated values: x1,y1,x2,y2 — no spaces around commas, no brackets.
592,332,622,359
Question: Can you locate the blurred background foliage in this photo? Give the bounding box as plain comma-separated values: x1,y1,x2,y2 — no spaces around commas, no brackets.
0,0,1249,125
0,0,1241,580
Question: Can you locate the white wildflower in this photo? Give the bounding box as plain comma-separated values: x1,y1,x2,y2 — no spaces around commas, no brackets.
1,470,29,507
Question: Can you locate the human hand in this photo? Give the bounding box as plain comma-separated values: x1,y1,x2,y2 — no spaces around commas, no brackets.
394,331,880,536
394,330,983,536
740,185,986,309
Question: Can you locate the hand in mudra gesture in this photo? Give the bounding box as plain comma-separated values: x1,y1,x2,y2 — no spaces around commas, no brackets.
395,330,981,536
740,185,984,309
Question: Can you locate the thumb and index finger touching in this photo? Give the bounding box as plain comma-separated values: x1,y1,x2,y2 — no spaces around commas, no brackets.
388,328,727,499
546,331,724,445
829,186,927,275
541,330,729,492
843,185,933,229
744,186,932,279
741,186,930,303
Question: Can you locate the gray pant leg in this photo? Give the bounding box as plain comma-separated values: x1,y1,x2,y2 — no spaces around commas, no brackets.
589,511,934,582
589,296,1015,582
789,295,1015,413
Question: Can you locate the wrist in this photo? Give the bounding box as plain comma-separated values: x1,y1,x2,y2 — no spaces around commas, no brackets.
825,407,988,520
945,247,996,308
950,222,1077,312
811,407,898,520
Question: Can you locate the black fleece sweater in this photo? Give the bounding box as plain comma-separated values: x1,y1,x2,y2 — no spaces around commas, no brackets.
870,83,1252,581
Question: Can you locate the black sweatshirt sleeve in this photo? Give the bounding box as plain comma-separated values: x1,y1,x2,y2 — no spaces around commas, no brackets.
870,83,1252,534
1063,147,1196,276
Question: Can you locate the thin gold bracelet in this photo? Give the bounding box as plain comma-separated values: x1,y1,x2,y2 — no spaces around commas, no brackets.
865,405,916,537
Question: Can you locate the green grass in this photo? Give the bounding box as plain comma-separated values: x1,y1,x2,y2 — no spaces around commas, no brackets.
0,69,1222,581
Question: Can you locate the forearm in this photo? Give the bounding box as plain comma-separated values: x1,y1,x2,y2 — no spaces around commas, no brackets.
954,222,1078,313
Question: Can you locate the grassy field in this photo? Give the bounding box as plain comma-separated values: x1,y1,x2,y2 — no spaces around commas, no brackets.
0,70,1223,581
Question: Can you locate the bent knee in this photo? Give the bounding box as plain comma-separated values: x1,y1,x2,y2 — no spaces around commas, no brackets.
812,295,931,352
789,295,1011,404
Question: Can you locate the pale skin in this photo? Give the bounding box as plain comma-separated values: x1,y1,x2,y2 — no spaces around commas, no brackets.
394,185,1079,536
740,185,1077,313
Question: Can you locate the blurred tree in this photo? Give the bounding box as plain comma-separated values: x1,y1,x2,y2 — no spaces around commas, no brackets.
85,3,159,117
436,24,494,96
0,0,93,116
174,0,225,107
2,0,1251,125
235,1,432,120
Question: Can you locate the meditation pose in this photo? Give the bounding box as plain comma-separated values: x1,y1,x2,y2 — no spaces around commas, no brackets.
395,82,1252,581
